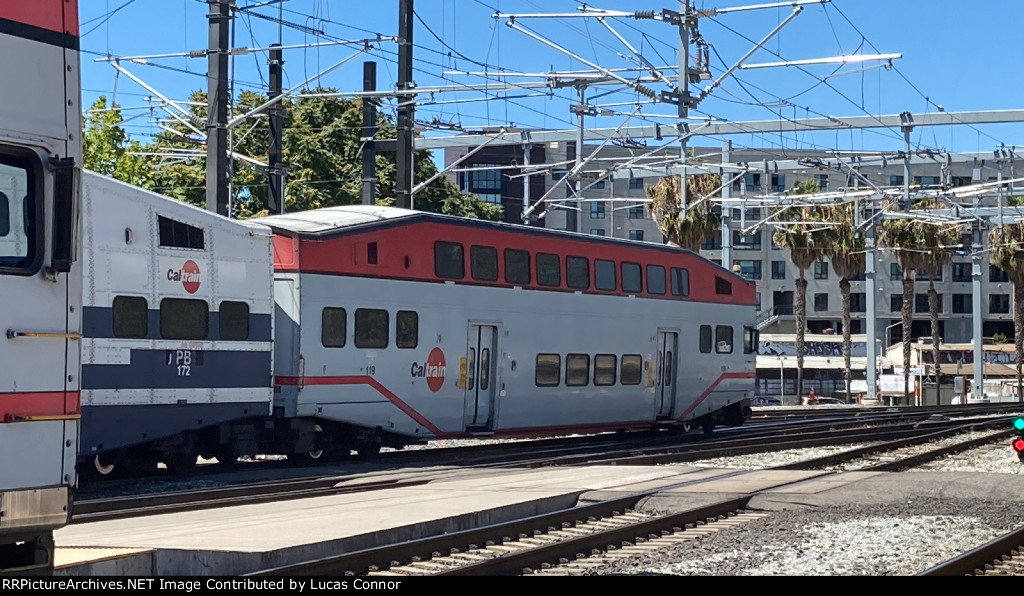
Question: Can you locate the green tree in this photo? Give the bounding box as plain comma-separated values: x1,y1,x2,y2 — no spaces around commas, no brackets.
82,96,152,186
824,203,866,404
646,173,722,251
989,222,1024,403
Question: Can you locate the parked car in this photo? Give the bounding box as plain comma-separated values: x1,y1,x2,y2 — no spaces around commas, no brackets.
752,396,782,406
802,396,847,406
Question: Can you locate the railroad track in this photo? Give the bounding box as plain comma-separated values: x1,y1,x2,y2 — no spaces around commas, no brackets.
919,525,1024,576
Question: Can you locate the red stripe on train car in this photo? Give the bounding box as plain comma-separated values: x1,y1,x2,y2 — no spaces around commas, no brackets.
275,376,445,436
677,372,756,420
0,391,81,423
0,0,78,37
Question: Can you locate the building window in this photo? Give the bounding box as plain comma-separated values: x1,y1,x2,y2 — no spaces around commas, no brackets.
647,265,666,295
850,293,866,313
590,228,606,236
628,178,644,190
733,230,762,250
396,310,418,349
566,354,590,387
890,294,903,313
716,325,734,354
699,325,713,353
756,292,762,311
915,293,944,313
771,261,786,280
470,165,502,190
918,268,943,282
536,253,561,287
953,294,972,314
890,262,903,281
112,296,148,339
477,193,502,204
595,259,617,291
914,175,941,187
219,301,250,341
701,235,722,250
991,265,1009,283
158,216,205,250
628,230,644,241
535,354,561,387
813,261,829,280
321,308,347,348
160,298,209,340
434,241,465,280
621,262,642,293
770,174,786,192
355,308,389,349
814,174,829,191
594,354,617,386
990,294,1010,314
470,245,498,282
504,249,531,285
620,355,642,385
566,256,590,290
628,204,644,218
733,172,761,192
593,180,606,189
952,262,971,283
890,175,904,187
735,260,761,281
814,293,829,312
670,268,689,297
590,202,606,219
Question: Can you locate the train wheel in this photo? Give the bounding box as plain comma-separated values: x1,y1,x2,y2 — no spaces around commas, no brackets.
164,453,197,475
681,422,693,433
308,424,325,460
701,418,715,435
93,454,116,476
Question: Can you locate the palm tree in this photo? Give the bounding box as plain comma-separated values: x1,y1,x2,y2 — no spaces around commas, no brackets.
989,222,1024,403
771,179,828,402
646,173,722,251
824,203,866,404
916,215,962,404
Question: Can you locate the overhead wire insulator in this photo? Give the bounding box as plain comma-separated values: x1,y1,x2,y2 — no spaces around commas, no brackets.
634,85,657,100
634,10,656,20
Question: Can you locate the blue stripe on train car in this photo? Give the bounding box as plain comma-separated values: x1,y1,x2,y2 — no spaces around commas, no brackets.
82,306,273,342
79,401,269,455
81,349,272,390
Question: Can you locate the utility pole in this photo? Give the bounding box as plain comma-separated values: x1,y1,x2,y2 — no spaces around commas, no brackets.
206,0,232,216
267,43,285,214
678,0,691,224
721,140,732,268
395,0,415,210
361,61,379,206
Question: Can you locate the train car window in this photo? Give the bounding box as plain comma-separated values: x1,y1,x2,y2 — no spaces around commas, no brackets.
664,351,673,386
621,262,642,293
647,265,666,295
620,355,642,385
504,248,531,285
0,152,40,273
219,301,250,341
0,192,8,237
716,325,734,354
699,325,713,354
112,296,148,338
566,256,590,289
355,308,389,349
467,348,477,390
566,354,590,386
536,253,561,286
744,327,758,355
595,259,616,291
470,245,498,282
160,298,209,340
396,311,418,349
322,307,347,348
594,354,617,386
479,348,491,391
715,275,733,295
535,354,561,387
367,242,378,265
158,215,205,250
434,241,465,279
670,268,690,296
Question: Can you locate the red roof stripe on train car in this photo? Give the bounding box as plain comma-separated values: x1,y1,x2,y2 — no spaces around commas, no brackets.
0,391,81,423
270,218,755,306
0,1,78,37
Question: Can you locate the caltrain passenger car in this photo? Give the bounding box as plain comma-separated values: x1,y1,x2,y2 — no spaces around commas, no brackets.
79,172,275,476
0,0,83,575
255,206,757,458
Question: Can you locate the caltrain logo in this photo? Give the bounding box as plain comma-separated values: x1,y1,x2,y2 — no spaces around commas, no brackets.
168,260,202,294
411,348,447,392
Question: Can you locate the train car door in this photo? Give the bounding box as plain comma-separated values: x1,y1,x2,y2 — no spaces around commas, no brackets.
463,324,498,432
656,330,679,418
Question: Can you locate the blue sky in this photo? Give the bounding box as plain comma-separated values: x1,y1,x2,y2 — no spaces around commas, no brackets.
78,0,1024,161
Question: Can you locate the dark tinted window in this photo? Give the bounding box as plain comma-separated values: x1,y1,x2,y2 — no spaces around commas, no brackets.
536,354,561,387
699,325,713,354
671,268,690,296
595,259,616,291
158,215,205,250
434,241,465,279
0,192,8,237
621,355,642,385
504,249,530,285
594,354,617,386
715,275,733,295
355,308,389,349
112,296,148,338
160,298,208,340
470,245,498,282
219,301,249,341
566,256,590,289
396,310,418,349
566,354,590,386
536,253,561,286
322,307,346,348
622,262,642,293
647,265,666,295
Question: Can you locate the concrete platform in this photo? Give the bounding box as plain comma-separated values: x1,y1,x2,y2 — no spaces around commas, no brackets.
55,465,1024,576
